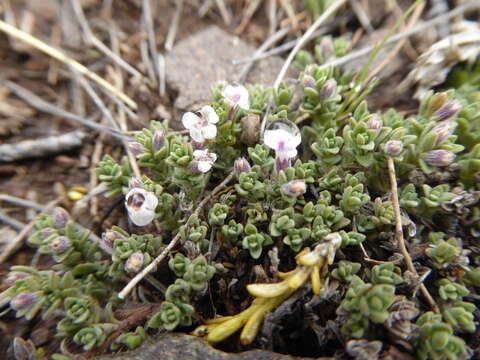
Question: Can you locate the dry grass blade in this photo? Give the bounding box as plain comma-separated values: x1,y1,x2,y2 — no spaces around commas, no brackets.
165,0,184,51
68,0,143,79
3,81,129,141
318,1,480,71
348,0,374,33
273,0,347,90
0,19,137,110
0,199,59,264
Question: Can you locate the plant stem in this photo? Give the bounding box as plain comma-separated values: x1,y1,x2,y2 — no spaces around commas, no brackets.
387,157,439,313
118,171,235,299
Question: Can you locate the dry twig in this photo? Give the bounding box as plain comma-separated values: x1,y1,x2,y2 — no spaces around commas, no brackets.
0,130,86,162
0,199,59,264
0,19,137,109
3,81,129,141
387,157,439,313
165,0,184,51
118,171,235,299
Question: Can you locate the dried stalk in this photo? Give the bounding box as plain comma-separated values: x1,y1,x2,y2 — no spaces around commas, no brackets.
0,130,86,162
387,157,439,313
0,20,137,109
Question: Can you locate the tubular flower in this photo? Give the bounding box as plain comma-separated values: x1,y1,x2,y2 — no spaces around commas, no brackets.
182,105,219,143
222,84,250,110
125,188,158,226
264,120,301,172
190,149,217,173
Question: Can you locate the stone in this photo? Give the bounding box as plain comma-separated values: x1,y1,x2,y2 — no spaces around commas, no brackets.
165,26,297,110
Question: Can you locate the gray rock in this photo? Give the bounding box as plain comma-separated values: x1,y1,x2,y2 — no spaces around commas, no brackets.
165,26,297,110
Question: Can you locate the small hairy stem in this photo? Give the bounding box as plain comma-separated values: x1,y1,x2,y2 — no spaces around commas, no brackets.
118,171,235,300
387,157,439,313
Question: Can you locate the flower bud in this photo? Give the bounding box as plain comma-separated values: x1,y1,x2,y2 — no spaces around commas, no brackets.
129,177,144,189
125,252,145,273
48,236,71,253
427,92,447,116
433,121,456,145
10,292,38,311
128,142,144,156
53,207,69,229
234,158,251,179
434,100,461,122
281,179,307,197
366,115,382,131
320,79,337,100
302,74,316,88
40,228,55,239
153,130,166,152
102,230,125,248
319,36,334,59
425,150,456,167
384,140,403,156
6,272,29,286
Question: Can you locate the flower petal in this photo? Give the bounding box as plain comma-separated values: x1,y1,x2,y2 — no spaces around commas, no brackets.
144,193,159,211
201,105,219,124
189,128,205,143
198,161,213,173
182,112,199,130
263,129,289,150
202,124,217,140
128,209,155,226
193,149,207,159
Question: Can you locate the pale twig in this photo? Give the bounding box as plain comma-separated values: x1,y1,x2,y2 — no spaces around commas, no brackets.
165,0,184,51
0,20,137,110
317,1,480,71
267,0,278,35
3,81,129,141
235,0,262,34
68,0,143,79
238,26,291,83
108,32,142,180
0,130,86,162
0,194,112,255
118,171,235,299
142,0,163,93
0,199,59,264
0,210,25,231
279,0,298,29
214,0,231,25
273,0,346,90
364,2,425,83
0,195,45,212
198,0,213,17
348,0,374,33
387,157,439,313
158,54,166,97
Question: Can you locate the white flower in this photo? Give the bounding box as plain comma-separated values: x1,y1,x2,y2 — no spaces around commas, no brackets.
263,119,301,172
192,149,217,173
125,188,158,226
182,105,219,143
222,84,250,110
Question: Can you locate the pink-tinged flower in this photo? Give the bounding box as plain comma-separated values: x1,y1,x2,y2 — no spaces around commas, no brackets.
264,120,301,172
190,149,217,173
182,105,219,143
222,84,250,110
425,150,456,167
434,100,461,122
125,188,158,226
433,121,456,145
